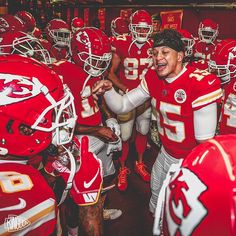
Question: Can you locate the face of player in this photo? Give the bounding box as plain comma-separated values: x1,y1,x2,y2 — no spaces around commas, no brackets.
152,20,161,32
152,46,184,79
136,26,150,40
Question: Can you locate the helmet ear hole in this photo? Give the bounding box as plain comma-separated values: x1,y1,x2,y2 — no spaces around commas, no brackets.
19,124,35,136
6,120,14,134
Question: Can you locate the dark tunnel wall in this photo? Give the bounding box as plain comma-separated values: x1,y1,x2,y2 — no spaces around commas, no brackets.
6,1,236,40
104,7,236,39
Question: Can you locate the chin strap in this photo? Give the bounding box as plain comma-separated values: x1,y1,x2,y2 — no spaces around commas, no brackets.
57,146,77,206
44,138,80,206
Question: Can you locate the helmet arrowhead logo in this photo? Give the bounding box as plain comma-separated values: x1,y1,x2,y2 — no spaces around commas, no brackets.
0,73,41,105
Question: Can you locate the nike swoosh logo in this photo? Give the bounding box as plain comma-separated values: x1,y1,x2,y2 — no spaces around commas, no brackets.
0,198,26,211
208,79,216,85
84,169,100,189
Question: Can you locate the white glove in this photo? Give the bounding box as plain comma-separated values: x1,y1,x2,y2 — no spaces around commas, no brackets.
106,137,122,156
105,118,121,136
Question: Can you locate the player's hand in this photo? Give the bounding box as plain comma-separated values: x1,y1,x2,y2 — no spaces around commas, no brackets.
70,136,103,206
105,118,121,136
106,137,122,155
92,80,113,100
97,126,119,142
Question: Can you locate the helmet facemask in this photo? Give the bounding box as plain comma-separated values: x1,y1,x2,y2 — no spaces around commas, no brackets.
78,51,111,77
182,37,195,57
199,27,218,44
208,49,236,84
13,35,52,64
31,82,77,146
130,23,153,43
49,28,71,47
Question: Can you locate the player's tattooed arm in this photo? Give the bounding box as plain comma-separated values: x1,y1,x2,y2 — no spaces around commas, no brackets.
78,198,104,236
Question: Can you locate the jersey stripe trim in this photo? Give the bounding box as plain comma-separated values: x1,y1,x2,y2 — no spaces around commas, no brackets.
0,198,56,235
192,88,222,108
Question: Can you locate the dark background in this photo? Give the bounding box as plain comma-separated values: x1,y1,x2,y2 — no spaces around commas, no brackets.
5,0,236,39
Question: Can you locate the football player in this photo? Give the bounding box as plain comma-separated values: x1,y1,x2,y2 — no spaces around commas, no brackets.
151,13,162,38
0,54,77,235
45,19,72,61
208,39,236,134
93,28,223,214
108,9,154,191
193,18,220,70
153,134,236,235
51,27,122,235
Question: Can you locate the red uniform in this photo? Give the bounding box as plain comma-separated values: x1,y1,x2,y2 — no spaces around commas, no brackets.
193,39,217,61
111,35,153,90
220,81,236,134
190,59,209,70
143,66,222,158
51,60,102,126
0,161,57,235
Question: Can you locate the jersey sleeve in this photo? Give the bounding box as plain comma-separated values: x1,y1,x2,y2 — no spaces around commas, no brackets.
111,35,127,54
140,67,157,96
190,68,223,110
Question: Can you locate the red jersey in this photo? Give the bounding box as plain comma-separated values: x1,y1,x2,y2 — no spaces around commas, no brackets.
112,35,153,90
41,40,69,61
51,60,102,126
142,66,222,159
190,59,209,70
193,39,220,62
219,80,236,134
0,162,57,235
49,45,70,61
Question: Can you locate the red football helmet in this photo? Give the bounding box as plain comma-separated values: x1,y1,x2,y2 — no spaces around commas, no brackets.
15,10,36,33
0,54,77,157
45,19,71,47
71,27,111,77
198,18,219,44
110,16,129,37
0,31,52,65
208,39,236,84
129,10,153,43
0,14,24,34
32,26,43,39
154,134,236,236
178,29,195,57
71,17,84,34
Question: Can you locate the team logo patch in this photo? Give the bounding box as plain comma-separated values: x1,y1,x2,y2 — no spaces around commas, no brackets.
174,89,187,103
4,214,30,232
165,168,207,236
